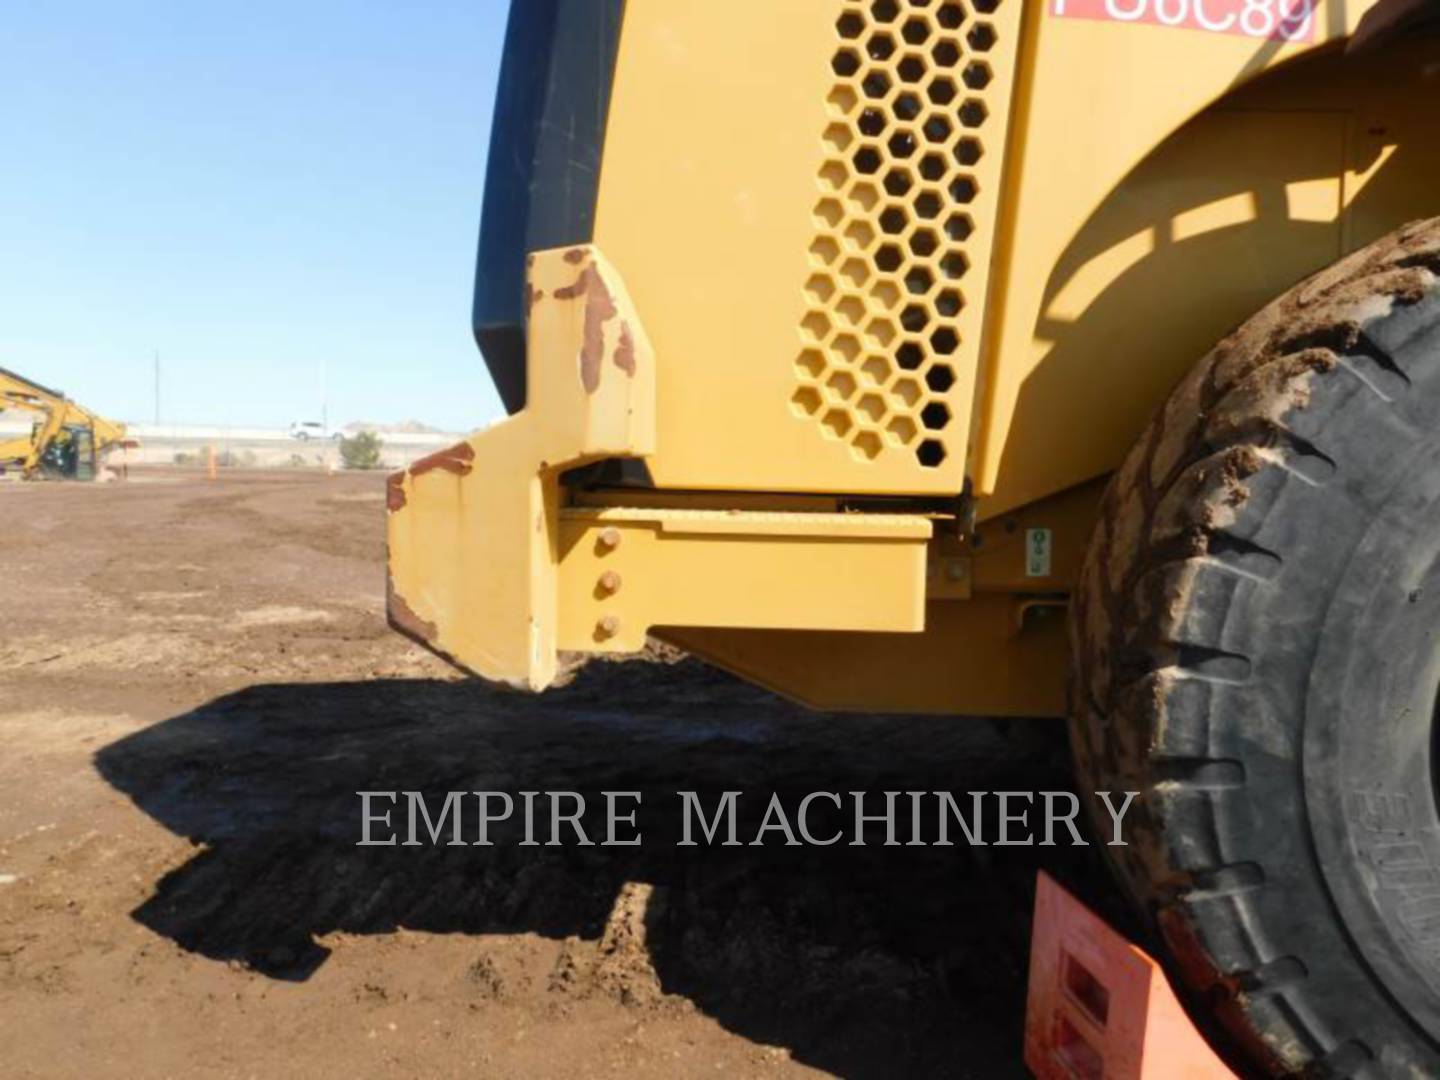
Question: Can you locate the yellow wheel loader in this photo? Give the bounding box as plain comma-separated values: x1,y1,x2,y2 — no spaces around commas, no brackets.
0,366,132,480
389,1,1440,1072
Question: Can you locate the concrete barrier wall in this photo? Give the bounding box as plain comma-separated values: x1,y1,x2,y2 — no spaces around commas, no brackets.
0,420,471,470
123,424,466,447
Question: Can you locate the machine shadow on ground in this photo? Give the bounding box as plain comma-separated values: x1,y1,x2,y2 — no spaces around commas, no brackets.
94,658,1118,1079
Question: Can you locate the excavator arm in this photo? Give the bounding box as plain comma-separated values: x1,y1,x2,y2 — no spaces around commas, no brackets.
0,365,130,479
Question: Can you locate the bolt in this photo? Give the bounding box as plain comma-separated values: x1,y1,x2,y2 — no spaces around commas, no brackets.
599,570,622,594
597,615,621,638
945,560,966,582
598,527,621,550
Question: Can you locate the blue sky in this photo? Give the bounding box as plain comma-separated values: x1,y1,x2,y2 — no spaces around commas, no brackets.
1,1,510,431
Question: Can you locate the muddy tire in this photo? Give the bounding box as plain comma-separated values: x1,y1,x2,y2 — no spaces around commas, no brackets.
1071,218,1440,1077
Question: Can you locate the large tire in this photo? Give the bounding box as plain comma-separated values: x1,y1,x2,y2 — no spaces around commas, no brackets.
1071,218,1440,1077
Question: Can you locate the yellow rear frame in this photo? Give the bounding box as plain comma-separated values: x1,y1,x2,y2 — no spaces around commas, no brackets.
390,0,1440,715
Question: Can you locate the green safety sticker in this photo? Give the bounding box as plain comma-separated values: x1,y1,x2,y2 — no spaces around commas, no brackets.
1026,528,1052,578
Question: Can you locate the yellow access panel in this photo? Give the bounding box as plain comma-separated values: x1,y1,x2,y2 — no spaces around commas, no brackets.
594,0,1025,496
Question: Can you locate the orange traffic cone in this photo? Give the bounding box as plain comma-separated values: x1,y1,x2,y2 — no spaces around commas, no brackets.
1024,872,1235,1079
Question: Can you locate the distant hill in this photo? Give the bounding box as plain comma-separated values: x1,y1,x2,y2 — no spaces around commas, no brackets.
343,419,443,435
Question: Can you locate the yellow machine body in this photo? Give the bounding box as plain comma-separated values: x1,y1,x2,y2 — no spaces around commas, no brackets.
389,0,1440,715
0,366,130,481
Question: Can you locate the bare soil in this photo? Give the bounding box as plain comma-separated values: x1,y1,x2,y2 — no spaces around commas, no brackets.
0,469,1101,1078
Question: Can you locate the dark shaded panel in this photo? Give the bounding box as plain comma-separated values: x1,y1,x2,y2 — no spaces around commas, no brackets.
472,0,626,414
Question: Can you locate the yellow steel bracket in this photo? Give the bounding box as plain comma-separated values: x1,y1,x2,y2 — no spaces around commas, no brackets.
555,509,930,654
386,245,656,689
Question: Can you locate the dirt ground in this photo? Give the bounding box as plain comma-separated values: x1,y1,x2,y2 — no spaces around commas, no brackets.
0,469,1110,1078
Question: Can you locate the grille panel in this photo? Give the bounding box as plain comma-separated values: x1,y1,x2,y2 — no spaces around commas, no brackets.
792,0,1018,473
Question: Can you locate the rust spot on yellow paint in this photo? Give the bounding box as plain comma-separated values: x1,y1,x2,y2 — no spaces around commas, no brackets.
386,472,407,512
409,440,476,479
563,248,587,265
615,324,637,377
387,575,438,645
554,266,619,394
527,285,545,312
552,270,587,302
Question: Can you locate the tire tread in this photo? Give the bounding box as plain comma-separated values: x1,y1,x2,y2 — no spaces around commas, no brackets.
1071,218,1440,1075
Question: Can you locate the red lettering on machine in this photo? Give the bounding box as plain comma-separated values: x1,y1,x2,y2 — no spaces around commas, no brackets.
1050,0,1317,42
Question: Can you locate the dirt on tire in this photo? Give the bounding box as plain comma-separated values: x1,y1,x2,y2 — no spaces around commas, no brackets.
1071,217,1440,1076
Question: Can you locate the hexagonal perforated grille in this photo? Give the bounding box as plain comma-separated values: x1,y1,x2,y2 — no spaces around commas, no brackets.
791,0,1012,473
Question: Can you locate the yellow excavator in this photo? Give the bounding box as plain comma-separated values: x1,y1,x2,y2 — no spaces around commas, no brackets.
0,365,132,480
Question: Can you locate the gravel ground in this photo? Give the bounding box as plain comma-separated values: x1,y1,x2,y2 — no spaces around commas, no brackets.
0,469,1112,1078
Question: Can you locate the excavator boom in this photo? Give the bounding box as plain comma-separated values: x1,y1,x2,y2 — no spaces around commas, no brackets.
0,365,130,480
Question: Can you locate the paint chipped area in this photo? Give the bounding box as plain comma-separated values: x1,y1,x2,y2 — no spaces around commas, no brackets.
386,471,407,512
386,574,438,647
548,259,639,393
408,440,475,480
615,324,637,377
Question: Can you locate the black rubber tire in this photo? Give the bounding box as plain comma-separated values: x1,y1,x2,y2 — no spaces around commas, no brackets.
1071,217,1440,1078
